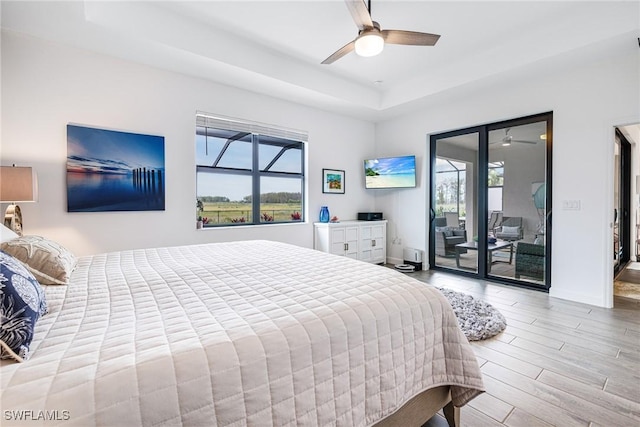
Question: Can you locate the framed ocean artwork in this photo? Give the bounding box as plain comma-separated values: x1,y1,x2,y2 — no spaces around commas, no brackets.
67,124,165,212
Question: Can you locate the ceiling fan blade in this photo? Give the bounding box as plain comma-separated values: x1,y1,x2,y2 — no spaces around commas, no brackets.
512,139,538,144
488,135,513,145
321,40,356,64
381,30,440,46
344,0,373,30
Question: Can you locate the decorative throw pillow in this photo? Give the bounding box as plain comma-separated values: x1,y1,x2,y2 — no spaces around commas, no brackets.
0,236,77,285
0,224,19,243
501,226,520,234
0,250,47,362
435,226,453,237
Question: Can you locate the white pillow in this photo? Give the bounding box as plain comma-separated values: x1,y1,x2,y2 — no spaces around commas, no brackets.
501,225,520,234
0,224,19,243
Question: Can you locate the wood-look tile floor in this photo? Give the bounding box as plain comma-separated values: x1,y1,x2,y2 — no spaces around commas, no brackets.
411,270,640,427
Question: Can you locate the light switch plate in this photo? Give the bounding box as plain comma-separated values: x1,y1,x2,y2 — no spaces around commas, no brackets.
562,200,581,210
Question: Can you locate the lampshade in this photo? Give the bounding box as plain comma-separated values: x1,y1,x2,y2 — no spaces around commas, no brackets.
355,33,384,57
0,166,38,202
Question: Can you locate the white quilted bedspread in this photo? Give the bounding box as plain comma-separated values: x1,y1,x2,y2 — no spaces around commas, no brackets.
1,240,483,426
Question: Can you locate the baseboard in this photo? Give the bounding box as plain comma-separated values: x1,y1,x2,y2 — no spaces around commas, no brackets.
387,256,403,265
549,288,611,308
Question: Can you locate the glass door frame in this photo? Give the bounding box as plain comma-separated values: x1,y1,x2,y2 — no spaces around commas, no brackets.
429,125,489,277
428,112,553,291
614,128,631,273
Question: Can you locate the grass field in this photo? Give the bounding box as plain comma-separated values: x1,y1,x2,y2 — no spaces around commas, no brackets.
198,202,302,225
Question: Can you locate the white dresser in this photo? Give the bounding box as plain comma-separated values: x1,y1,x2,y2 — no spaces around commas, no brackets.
314,220,387,264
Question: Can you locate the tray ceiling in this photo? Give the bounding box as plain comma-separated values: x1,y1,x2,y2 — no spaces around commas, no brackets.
2,1,639,121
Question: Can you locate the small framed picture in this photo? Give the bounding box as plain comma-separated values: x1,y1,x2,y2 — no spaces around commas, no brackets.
322,169,345,194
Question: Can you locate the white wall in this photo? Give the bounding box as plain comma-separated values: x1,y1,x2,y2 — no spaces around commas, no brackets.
2,29,638,308
1,32,376,256
374,37,640,307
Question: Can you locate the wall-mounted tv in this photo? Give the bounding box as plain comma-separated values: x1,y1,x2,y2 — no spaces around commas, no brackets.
364,155,416,189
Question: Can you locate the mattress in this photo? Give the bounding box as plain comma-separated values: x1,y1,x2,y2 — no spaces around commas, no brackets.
1,240,483,426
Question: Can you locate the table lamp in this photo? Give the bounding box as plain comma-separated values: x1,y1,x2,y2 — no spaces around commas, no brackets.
0,165,38,236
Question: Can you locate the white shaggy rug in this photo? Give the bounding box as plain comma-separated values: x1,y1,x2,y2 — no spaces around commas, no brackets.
437,287,507,341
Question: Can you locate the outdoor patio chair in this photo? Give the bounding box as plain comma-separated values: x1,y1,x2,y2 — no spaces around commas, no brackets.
444,212,461,229
435,228,467,257
515,242,545,280
494,216,523,241
488,211,503,235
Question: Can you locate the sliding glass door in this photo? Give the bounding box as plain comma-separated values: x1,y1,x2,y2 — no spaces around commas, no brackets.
431,129,483,273
429,113,552,290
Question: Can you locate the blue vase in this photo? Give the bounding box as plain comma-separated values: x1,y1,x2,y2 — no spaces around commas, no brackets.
319,206,330,223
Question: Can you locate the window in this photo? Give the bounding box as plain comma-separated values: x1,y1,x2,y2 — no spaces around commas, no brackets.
435,158,466,217
196,114,306,226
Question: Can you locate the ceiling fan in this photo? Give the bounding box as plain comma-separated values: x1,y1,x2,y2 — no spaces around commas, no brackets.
490,128,538,146
321,0,440,64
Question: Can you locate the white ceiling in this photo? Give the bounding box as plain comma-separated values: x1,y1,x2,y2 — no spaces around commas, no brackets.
1,1,639,123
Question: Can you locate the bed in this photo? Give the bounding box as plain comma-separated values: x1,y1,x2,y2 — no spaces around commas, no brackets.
1,240,484,426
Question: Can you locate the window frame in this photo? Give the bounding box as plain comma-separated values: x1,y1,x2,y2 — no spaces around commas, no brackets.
196,121,306,227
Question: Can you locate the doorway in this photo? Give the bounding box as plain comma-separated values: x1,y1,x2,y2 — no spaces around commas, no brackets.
613,125,640,301
429,112,552,291
613,128,631,275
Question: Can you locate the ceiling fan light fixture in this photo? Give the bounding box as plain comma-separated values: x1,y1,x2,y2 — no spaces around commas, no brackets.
355,32,384,57
501,142,512,147
322,1,440,64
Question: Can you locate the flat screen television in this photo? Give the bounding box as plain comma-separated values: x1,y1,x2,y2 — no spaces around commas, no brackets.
364,155,416,189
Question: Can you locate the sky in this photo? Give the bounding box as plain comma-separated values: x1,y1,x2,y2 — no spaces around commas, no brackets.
67,124,165,174
365,155,415,175
197,173,301,202
196,132,302,201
